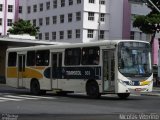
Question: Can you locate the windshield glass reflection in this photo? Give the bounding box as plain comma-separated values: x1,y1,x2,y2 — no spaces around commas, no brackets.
118,42,152,77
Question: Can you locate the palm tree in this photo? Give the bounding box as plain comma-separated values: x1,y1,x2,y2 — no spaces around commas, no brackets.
7,19,39,36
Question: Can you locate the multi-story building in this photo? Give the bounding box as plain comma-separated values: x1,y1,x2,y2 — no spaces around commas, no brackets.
0,0,19,36
1,0,152,43
19,0,110,43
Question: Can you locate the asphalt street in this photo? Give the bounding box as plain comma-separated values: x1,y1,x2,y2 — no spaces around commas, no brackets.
0,84,160,120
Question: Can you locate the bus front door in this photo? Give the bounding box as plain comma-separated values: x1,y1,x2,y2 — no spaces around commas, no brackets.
51,53,62,88
103,50,115,92
18,54,25,88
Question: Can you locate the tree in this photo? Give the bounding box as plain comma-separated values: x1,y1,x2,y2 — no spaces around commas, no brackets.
7,19,39,36
133,0,160,44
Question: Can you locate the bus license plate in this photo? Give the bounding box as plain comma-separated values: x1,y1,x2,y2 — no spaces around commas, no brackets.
135,88,142,91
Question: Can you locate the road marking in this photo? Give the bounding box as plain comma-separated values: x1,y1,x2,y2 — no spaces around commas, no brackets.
19,95,56,99
0,97,22,101
4,95,39,100
0,93,57,103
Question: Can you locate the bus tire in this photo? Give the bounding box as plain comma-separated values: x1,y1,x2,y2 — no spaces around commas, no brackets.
117,93,130,99
86,81,101,99
30,80,41,95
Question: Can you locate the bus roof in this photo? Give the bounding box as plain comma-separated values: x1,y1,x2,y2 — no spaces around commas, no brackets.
6,40,149,52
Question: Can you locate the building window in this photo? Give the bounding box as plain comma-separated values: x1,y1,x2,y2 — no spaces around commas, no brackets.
52,16,57,24
76,12,81,21
61,0,65,7
60,31,64,39
27,6,31,14
33,19,36,26
60,15,64,23
39,33,42,40
89,0,95,3
53,0,57,8
100,30,105,39
8,5,13,12
100,0,105,4
46,17,50,25
77,0,81,4
88,12,94,21
52,32,56,40
69,0,73,5
7,19,12,26
19,6,22,13
39,3,43,11
39,18,43,26
130,31,135,40
68,13,72,22
67,30,72,39
46,1,50,10
0,4,3,11
76,29,80,38
0,18,2,25
45,32,49,40
33,5,37,12
88,29,94,38
100,13,105,22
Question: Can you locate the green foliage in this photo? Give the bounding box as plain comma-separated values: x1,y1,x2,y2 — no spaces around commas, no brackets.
133,14,160,34
7,19,39,36
133,0,160,39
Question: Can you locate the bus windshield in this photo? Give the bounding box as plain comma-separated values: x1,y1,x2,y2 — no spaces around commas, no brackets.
118,42,152,77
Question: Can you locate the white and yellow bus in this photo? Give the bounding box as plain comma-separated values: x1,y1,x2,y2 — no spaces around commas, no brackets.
6,40,153,99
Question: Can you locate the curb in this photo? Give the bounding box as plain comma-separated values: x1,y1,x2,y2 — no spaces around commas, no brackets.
141,93,160,96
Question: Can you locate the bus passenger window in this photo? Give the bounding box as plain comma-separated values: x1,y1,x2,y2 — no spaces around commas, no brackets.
65,48,81,65
82,47,100,65
36,50,50,66
27,51,36,66
8,52,17,66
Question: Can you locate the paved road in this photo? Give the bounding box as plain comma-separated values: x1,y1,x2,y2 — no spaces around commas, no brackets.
0,84,160,120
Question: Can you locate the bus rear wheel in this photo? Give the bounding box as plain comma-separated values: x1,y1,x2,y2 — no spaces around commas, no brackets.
86,81,101,99
117,93,130,99
30,80,41,95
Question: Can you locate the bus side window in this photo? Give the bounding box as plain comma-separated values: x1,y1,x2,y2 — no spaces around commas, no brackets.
27,51,36,66
36,50,50,66
8,52,17,66
64,48,81,66
82,47,100,65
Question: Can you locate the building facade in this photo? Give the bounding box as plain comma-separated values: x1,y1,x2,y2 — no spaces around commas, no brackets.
1,0,152,43
0,0,19,36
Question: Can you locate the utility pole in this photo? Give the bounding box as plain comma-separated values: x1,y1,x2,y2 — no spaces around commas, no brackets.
98,0,101,40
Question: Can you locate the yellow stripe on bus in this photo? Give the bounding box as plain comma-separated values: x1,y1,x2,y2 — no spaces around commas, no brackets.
7,67,43,79
7,67,18,78
140,80,151,86
23,68,43,78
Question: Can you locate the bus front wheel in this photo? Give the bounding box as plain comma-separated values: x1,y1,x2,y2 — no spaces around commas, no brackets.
117,93,130,99
30,80,41,95
86,81,101,98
